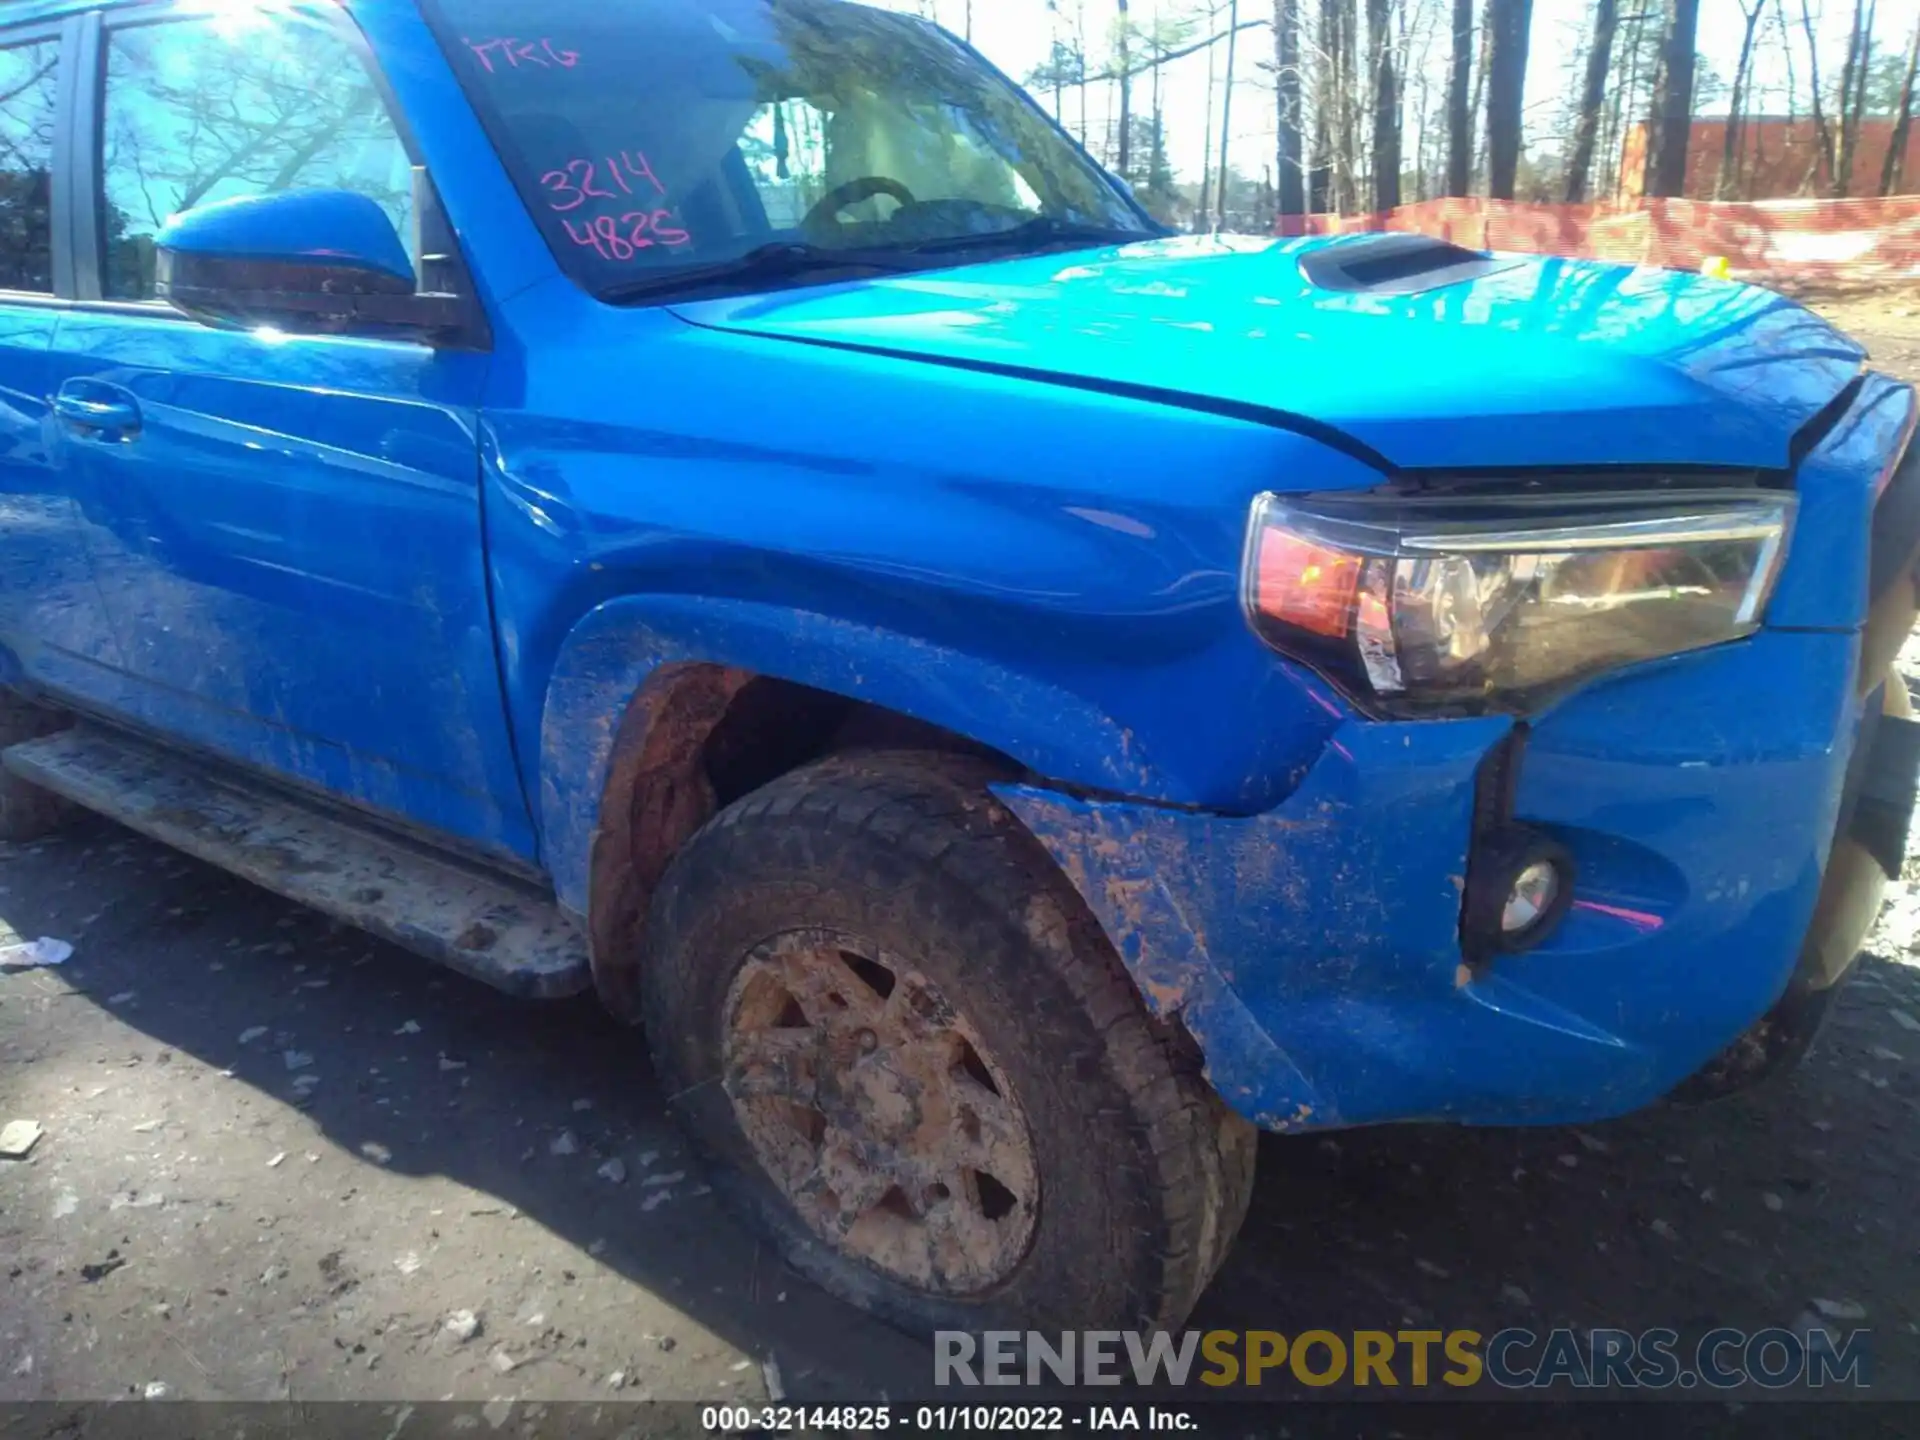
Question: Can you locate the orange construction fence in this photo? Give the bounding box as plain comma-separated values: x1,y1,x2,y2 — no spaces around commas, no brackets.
1278,197,1920,280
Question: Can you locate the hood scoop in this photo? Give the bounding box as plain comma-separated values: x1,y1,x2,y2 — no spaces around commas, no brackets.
1297,233,1521,295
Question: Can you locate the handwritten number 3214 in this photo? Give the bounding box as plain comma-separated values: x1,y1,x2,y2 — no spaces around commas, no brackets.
540,156,658,212
563,212,691,260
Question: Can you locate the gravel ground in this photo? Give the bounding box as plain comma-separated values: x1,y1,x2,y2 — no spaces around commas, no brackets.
3,321,1919,1416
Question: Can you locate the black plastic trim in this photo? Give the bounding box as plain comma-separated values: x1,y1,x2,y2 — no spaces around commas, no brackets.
1297,233,1523,296
1458,730,1580,968
1383,464,1789,496
68,7,100,301
1788,372,1868,469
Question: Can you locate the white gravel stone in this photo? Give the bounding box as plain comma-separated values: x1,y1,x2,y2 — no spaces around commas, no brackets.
0,1120,43,1158
444,1309,480,1343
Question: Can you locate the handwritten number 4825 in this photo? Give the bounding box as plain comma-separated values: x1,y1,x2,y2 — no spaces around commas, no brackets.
563,212,692,260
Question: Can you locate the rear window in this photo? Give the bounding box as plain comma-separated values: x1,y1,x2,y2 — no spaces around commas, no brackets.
0,38,58,293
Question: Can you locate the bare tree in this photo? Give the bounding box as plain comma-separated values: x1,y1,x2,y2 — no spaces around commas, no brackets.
1800,0,1839,191
1641,0,1700,197
1217,0,1241,229
1597,4,1651,201
1834,0,1877,195
1116,0,1133,173
1471,0,1495,185
1564,0,1619,200
1484,0,1531,198
1444,0,1474,193
1199,0,1219,225
1332,0,1361,208
1368,0,1402,208
1884,15,1920,194
1715,0,1765,198
1078,1,1092,145
1275,0,1306,217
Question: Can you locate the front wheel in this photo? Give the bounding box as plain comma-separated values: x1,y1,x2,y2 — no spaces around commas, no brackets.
641,752,1255,1336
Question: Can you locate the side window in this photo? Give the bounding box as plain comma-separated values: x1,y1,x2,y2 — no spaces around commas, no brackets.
100,12,415,302
0,38,58,293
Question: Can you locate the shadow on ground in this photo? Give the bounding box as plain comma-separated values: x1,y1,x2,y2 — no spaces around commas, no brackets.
4,816,1919,1408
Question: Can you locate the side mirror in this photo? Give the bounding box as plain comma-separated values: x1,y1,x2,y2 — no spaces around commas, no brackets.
155,189,465,343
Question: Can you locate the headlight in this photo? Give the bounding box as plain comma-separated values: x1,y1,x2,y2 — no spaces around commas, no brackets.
1242,489,1795,714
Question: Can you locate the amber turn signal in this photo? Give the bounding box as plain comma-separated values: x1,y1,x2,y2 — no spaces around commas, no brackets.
1254,527,1362,639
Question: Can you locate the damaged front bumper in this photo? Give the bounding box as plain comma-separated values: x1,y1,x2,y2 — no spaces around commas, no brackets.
1000,627,1910,1133
1673,631,1920,1101
998,375,1920,1134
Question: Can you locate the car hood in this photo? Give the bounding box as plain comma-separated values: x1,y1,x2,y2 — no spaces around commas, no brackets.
670,234,1867,473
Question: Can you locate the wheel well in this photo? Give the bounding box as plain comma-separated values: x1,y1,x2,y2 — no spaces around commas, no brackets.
585,664,1021,1018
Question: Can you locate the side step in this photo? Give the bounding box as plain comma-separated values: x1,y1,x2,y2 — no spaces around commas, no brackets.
3,726,591,998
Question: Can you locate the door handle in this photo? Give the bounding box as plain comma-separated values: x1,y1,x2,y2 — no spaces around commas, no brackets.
53,390,141,437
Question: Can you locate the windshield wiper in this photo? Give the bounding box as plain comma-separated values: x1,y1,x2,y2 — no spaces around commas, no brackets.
596,241,912,305
903,215,1159,257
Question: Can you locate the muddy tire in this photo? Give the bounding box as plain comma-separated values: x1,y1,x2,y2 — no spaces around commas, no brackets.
0,693,76,841
642,751,1255,1337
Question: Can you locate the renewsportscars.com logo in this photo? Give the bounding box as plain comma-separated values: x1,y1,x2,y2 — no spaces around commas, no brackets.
934,1327,1871,1391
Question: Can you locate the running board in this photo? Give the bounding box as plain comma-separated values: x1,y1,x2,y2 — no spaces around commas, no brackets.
3,726,590,998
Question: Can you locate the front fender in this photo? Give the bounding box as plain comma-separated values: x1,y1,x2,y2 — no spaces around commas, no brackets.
538,593,1157,919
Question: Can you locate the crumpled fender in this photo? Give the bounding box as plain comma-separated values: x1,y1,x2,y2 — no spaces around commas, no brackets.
538,593,1154,919
994,715,1512,1129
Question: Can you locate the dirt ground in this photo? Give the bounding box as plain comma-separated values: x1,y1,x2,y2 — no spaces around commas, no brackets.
1792,282,1920,380
4,312,1920,1419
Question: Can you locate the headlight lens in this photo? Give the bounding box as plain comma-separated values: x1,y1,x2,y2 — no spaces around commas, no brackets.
1244,490,1795,714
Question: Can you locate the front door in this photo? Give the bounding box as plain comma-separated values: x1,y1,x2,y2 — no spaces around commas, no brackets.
45,1,535,861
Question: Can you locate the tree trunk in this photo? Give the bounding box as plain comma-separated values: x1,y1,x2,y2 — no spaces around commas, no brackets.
1116,0,1132,176
1471,0,1495,189
1444,0,1473,194
1800,0,1837,193
1275,0,1306,217
1716,1,1762,199
1484,0,1531,199
1884,17,1920,194
1601,2,1644,201
1563,0,1618,201
1641,0,1700,198
1367,0,1401,210
1335,0,1360,209
1217,0,1240,229
1149,1,1167,210
1311,0,1332,209
1834,0,1863,194
1199,6,1218,229
1077,1,1091,146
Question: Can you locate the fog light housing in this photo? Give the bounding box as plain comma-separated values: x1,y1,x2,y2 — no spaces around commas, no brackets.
1502,859,1563,934
1464,827,1575,959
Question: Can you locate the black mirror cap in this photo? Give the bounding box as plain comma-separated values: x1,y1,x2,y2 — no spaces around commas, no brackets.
156,247,470,345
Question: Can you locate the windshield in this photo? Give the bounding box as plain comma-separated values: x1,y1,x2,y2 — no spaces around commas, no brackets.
424,0,1152,300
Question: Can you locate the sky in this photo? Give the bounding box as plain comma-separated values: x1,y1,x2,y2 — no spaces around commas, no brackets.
867,0,1920,190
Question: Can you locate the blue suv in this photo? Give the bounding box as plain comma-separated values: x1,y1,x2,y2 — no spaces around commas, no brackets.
0,0,1914,1338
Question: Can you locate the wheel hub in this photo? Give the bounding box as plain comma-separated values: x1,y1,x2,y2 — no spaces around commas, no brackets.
721,929,1040,1295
